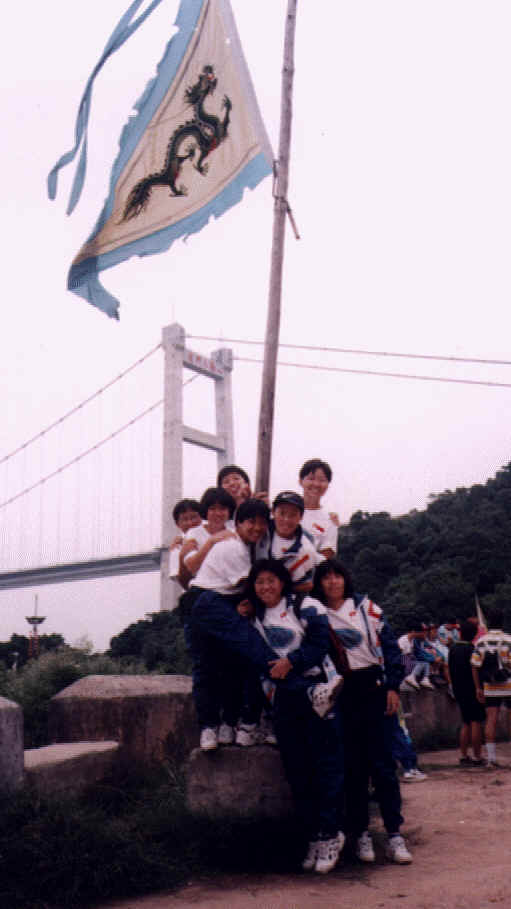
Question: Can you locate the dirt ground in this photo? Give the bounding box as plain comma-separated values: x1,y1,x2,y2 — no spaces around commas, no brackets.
102,743,511,909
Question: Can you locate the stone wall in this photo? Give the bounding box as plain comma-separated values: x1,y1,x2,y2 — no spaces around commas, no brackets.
0,696,23,791
48,675,198,766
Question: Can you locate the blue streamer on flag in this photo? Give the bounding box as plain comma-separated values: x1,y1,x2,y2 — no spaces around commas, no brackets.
49,0,273,319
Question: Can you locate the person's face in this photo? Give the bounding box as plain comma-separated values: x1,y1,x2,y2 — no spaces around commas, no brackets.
176,509,202,532
273,503,302,539
236,514,268,544
320,570,345,607
254,570,285,608
299,468,329,505
206,503,230,533
221,471,249,504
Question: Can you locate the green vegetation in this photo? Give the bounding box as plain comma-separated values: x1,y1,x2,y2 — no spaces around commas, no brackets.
0,764,298,909
338,462,511,633
109,608,192,674
0,649,145,748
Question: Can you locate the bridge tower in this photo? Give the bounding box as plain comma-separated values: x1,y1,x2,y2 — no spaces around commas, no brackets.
160,323,235,611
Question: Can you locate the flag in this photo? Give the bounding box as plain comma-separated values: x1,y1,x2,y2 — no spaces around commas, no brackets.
475,594,487,632
48,0,273,319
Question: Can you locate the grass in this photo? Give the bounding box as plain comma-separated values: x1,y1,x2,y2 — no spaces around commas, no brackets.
0,763,300,909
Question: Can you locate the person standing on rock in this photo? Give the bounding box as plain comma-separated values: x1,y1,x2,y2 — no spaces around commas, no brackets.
312,558,413,865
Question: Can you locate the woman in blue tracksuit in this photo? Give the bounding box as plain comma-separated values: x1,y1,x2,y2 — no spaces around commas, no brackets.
312,558,413,866
243,558,345,875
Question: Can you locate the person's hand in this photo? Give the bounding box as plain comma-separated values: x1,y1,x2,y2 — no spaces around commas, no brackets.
269,657,293,679
476,687,485,704
211,529,236,544
237,599,254,618
168,534,183,551
385,689,400,715
179,539,198,561
254,490,270,505
329,511,340,528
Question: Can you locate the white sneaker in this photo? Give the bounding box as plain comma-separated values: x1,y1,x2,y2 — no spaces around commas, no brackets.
356,830,375,863
199,727,218,751
420,677,435,689
309,675,344,718
403,674,420,690
403,768,428,782
386,834,413,864
315,836,341,874
302,840,320,871
217,723,235,745
235,723,258,746
257,715,278,745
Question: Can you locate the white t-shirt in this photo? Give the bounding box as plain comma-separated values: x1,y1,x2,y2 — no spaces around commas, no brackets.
182,524,211,566
328,596,383,671
192,535,252,595
398,634,414,655
302,507,338,554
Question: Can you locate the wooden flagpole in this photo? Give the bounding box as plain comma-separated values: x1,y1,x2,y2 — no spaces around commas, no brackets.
255,0,298,495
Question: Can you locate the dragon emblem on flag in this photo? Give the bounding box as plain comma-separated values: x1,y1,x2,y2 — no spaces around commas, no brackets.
122,65,232,220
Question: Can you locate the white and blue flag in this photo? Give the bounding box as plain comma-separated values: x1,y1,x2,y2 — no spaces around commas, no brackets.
48,0,273,319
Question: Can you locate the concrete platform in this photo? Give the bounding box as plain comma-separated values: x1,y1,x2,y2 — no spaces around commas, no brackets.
49,675,198,766
186,745,293,819
24,741,119,797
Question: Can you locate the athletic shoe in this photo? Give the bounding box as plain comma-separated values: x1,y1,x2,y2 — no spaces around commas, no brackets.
356,830,375,863
420,677,435,689
386,834,413,864
485,760,501,769
301,840,320,871
315,836,341,874
199,727,218,751
235,723,258,746
402,768,428,782
403,674,420,690
217,723,235,745
309,675,344,718
459,756,474,766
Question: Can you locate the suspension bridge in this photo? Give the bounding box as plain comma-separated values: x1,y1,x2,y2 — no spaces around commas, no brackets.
0,324,234,611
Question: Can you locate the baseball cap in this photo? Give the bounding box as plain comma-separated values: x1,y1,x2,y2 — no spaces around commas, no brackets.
272,491,305,515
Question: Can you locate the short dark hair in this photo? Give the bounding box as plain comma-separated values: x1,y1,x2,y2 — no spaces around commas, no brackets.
244,558,293,608
299,458,332,483
217,464,250,486
312,558,354,602
235,498,270,525
172,498,201,524
460,620,478,642
199,486,236,519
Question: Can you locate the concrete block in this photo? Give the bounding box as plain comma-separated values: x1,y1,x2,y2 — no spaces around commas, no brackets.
0,696,24,791
24,742,119,798
49,675,198,765
186,745,293,819
401,688,461,750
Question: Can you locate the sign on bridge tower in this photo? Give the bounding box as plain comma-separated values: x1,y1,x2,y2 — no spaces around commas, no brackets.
160,323,235,611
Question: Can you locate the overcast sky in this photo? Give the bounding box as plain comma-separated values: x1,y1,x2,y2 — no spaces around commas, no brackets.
1,0,510,651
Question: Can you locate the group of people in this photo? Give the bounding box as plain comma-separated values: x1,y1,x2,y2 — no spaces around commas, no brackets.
168,459,413,875
398,620,458,691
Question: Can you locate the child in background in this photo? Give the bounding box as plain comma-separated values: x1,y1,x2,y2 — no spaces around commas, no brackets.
449,620,486,766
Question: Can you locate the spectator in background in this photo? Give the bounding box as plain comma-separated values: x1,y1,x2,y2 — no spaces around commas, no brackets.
385,705,428,782
437,620,460,648
471,608,511,768
424,623,450,687
448,620,486,766
397,626,435,690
